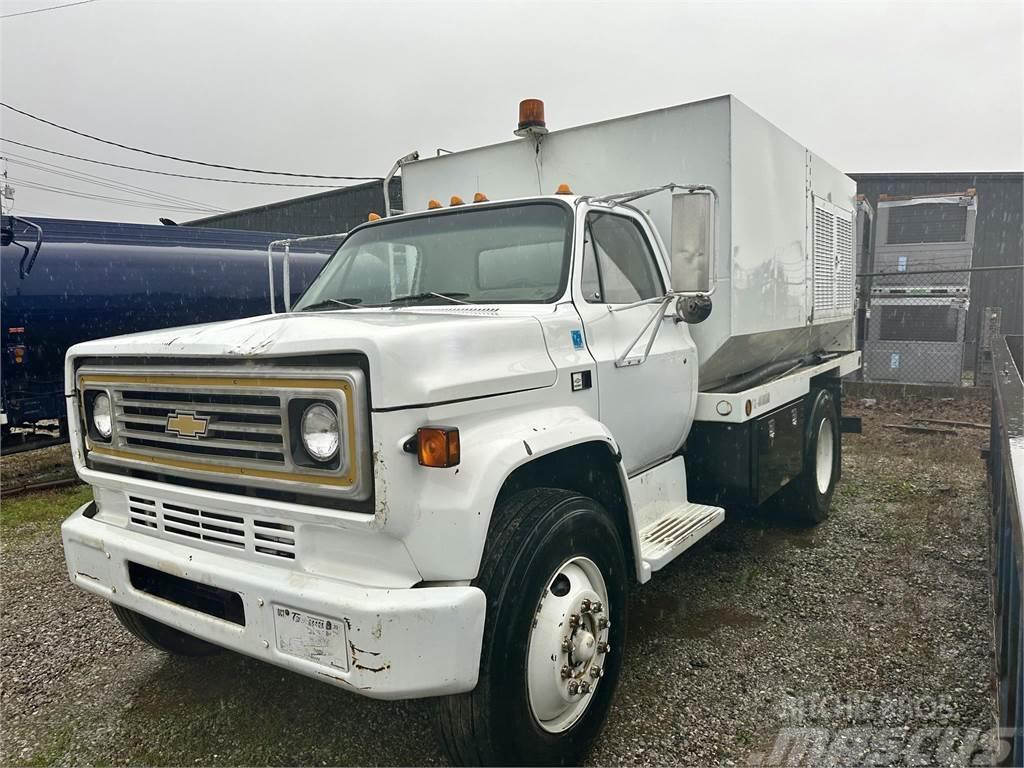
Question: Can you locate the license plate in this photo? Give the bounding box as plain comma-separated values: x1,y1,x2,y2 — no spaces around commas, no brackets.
272,605,349,671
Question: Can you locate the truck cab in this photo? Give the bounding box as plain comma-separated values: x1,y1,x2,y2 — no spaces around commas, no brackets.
61,97,861,765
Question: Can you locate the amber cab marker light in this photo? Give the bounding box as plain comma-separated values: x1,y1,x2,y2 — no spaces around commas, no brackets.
473,192,489,203
427,199,443,210
416,426,460,468
556,183,573,195
367,212,381,221
450,195,465,206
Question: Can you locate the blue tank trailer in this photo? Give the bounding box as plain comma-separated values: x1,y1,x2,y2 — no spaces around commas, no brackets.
1,216,334,442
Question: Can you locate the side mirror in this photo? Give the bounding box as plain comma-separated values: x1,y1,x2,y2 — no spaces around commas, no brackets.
669,191,714,294
675,295,712,324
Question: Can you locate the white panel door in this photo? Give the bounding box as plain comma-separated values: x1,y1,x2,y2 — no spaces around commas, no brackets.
572,206,697,475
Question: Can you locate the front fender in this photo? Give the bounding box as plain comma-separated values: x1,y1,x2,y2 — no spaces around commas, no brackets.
390,404,623,581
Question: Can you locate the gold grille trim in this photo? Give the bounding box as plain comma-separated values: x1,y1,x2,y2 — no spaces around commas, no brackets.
77,368,367,499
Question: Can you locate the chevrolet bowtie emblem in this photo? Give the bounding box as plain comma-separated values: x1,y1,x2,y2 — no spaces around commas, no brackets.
165,411,210,439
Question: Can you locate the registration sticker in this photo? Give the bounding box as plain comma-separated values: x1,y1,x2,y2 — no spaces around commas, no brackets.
273,605,349,671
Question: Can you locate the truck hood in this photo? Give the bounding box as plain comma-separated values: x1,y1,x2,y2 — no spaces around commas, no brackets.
66,309,558,410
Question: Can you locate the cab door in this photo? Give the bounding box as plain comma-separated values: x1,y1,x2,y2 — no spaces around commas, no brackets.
571,205,697,475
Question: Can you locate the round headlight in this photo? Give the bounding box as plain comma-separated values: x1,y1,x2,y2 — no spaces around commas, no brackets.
92,392,112,439
301,403,339,462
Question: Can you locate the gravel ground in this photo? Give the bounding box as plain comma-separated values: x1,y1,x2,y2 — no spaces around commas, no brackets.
0,396,995,766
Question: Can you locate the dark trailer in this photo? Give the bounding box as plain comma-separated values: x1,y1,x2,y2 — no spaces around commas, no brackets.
1,216,334,443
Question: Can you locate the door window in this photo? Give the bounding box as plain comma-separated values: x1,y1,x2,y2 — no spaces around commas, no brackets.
582,213,663,304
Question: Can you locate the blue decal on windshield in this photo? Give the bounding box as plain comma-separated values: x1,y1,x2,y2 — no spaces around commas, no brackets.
570,329,584,349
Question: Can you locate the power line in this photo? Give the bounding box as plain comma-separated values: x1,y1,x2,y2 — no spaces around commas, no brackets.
12,180,218,214
0,0,97,20
4,152,225,210
0,138,354,188
11,180,217,214
2,153,226,212
9,178,222,214
0,103,384,180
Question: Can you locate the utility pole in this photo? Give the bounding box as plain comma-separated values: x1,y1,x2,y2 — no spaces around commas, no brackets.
0,158,14,216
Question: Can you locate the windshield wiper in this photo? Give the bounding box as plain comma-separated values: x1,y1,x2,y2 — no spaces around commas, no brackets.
390,291,471,306
299,298,364,311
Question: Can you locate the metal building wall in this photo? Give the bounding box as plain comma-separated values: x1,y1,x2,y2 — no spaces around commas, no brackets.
185,179,402,236
851,173,1024,367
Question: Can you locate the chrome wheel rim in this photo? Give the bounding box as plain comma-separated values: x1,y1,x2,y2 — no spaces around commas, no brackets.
815,417,834,494
526,556,610,733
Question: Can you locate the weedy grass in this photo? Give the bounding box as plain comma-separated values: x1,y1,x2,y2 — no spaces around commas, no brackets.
0,484,91,537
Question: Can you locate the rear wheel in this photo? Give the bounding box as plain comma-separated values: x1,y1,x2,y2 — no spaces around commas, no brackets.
111,604,222,656
435,488,628,766
775,388,840,526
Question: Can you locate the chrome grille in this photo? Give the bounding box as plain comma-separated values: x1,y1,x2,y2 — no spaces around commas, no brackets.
128,495,297,561
114,389,286,466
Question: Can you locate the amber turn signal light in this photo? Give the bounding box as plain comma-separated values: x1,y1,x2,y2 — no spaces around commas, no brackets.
428,199,443,209
450,195,465,206
473,192,489,203
367,212,381,221
555,183,573,195
412,426,460,468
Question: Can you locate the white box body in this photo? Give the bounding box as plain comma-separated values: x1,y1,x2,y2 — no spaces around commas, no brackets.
401,95,857,388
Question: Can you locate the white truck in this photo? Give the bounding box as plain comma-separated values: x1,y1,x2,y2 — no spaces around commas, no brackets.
61,95,861,765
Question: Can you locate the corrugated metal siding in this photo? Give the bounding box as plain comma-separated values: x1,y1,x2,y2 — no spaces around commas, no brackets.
852,173,1024,365
184,179,402,236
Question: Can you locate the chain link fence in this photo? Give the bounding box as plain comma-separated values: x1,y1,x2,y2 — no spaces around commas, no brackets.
857,265,1021,386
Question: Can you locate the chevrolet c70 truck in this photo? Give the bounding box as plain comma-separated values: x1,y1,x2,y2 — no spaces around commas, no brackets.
61,96,862,765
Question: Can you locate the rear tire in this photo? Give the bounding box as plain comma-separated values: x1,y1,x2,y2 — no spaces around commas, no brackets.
435,488,629,766
111,604,222,656
775,388,840,526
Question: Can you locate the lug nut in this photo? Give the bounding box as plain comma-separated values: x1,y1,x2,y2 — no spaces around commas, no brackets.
569,613,581,629
598,641,610,654
561,636,571,652
567,680,580,695
580,598,592,613
579,681,591,695
598,616,609,629
560,665,572,679
590,666,603,679
592,601,603,614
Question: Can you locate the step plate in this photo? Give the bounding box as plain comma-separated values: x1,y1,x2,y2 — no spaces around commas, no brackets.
639,503,725,572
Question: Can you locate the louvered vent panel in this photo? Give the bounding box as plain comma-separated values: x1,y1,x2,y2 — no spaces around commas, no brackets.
812,196,854,321
813,203,835,317
127,495,297,562
835,215,854,313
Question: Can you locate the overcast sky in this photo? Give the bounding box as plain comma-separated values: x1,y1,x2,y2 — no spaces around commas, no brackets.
1,0,1021,224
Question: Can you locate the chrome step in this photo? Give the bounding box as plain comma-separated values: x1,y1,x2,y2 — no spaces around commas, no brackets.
639,503,724,573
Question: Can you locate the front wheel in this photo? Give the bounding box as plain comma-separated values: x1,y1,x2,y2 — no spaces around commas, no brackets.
435,488,629,766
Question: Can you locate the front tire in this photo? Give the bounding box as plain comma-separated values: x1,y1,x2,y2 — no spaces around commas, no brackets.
111,604,222,656
435,488,629,766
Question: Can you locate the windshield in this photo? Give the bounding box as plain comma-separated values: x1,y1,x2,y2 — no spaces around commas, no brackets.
294,202,572,309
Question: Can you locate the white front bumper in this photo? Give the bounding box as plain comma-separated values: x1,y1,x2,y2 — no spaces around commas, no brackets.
61,502,486,699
